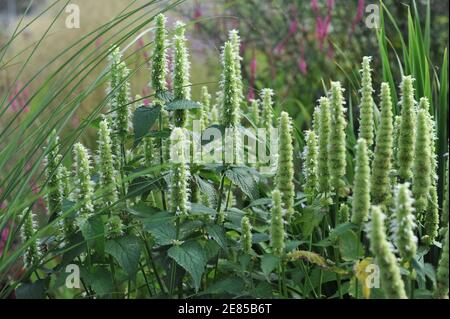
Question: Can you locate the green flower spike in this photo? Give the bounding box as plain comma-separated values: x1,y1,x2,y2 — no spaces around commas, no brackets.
412,109,432,214
351,139,371,226
358,56,375,148
302,130,318,201
371,83,394,206
20,208,41,268
45,130,62,217
261,88,274,131
220,42,240,128
312,106,321,138
392,183,417,263
328,81,348,197
241,216,253,254
200,86,211,128
369,206,408,299
423,186,439,246
397,76,416,181
276,112,295,220
338,203,350,224
317,97,331,195
173,21,191,127
229,29,244,105
249,99,260,126
169,128,191,216
73,143,94,226
270,189,285,257
151,13,168,96
97,118,118,206
434,229,449,299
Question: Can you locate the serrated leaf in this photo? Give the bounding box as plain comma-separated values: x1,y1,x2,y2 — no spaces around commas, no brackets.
82,266,113,298
299,206,325,237
80,215,105,255
206,224,228,251
105,235,142,278
168,241,207,291
142,211,175,230
190,202,217,217
165,99,201,110
16,278,50,299
127,202,161,218
205,277,245,295
338,230,364,261
147,223,176,246
193,174,217,207
225,166,259,200
261,254,280,279
133,105,161,146
155,90,174,102
127,175,163,199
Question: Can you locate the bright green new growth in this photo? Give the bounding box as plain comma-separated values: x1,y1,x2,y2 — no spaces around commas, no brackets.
393,183,417,262
317,97,331,194
270,189,285,256
412,109,432,214
369,206,408,299
276,112,295,220
73,143,94,226
351,139,370,225
423,186,439,246
169,128,191,215
261,88,274,130
312,106,321,137
338,203,350,224
371,83,394,206
151,13,168,95
241,216,253,254
302,130,318,200
397,76,416,181
45,130,62,216
220,42,240,128
434,229,449,299
249,99,260,126
97,118,118,205
229,30,244,104
20,209,41,268
328,81,348,197
173,21,191,127
358,56,375,148
200,86,211,128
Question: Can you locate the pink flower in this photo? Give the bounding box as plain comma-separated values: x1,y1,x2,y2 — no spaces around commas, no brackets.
95,36,103,48
142,87,151,106
311,0,319,14
247,50,257,101
274,42,285,55
71,115,79,128
289,19,298,35
8,82,30,113
298,57,308,76
0,226,10,256
350,0,365,38
136,37,145,48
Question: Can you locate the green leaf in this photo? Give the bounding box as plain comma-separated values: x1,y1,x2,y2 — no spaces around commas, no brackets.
203,240,220,261
127,175,164,199
205,277,245,295
165,99,201,110
261,254,280,280
80,215,105,255
82,266,113,298
167,240,207,291
299,206,325,238
142,211,175,230
193,174,217,207
16,278,50,299
105,235,142,278
206,225,228,251
147,222,176,246
225,166,259,200
155,90,174,102
127,202,161,218
133,105,161,146
338,230,364,261
190,202,217,217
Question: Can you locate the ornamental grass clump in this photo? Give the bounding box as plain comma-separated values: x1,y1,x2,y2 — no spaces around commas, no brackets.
369,206,407,299
371,83,394,206
276,112,295,220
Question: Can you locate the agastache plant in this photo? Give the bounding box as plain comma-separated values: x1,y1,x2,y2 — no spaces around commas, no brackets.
369,206,407,299
392,183,417,263
173,21,191,127
200,86,211,128
228,29,244,104
73,143,94,226
358,56,375,148
371,83,394,206
97,118,118,206
241,216,253,254
302,130,318,201
169,128,191,216
44,130,62,217
276,112,295,220
220,42,241,128
151,13,168,96
270,189,285,256
412,109,432,215
317,97,331,196
249,99,260,126
328,81,347,197
351,139,370,226
397,76,416,181
19,208,41,268
261,88,274,130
